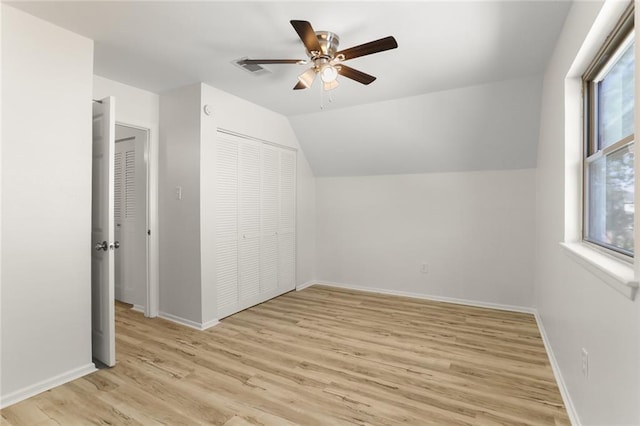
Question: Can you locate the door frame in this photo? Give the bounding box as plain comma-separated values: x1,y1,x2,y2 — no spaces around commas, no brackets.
116,121,159,318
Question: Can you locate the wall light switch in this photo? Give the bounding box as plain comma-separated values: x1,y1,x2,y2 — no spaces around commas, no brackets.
175,186,182,200
581,348,588,378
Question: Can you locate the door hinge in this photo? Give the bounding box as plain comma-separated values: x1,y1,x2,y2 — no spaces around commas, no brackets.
147,229,151,236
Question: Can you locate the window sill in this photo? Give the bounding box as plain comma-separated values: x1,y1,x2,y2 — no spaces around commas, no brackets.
560,242,638,300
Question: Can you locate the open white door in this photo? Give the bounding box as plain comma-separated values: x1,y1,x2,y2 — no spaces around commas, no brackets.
91,97,116,367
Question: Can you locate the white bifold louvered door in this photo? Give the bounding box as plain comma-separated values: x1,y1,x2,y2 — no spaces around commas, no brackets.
215,138,239,316
261,145,280,295
215,133,296,319
238,141,262,306
114,138,136,304
278,150,296,291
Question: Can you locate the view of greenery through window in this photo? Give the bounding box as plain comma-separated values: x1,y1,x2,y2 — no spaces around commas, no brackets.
588,145,634,253
587,39,635,254
598,41,635,149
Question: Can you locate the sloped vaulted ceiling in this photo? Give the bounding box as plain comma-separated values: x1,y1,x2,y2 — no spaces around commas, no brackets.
9,1,572,176
289,75,544,176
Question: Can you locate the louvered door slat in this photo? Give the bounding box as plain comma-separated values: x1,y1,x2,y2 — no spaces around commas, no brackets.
279,150,296,233
239,237,260,301
216,139,238,241
278,232,295,291
261,146,279,234
239,142,261,237
261,234,278,293
114,152,123,220
124,150,136,219
217,240,238,313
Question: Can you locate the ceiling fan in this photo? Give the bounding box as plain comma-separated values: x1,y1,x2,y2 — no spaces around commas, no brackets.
240,20,398,91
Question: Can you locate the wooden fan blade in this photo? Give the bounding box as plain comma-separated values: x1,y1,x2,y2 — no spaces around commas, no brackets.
293,81,308,90
338,65,376,85
291,20,322,53
335,36,398,61
241,59,304,65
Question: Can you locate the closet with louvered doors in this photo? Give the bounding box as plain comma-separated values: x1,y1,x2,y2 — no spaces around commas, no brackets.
215,131,296,319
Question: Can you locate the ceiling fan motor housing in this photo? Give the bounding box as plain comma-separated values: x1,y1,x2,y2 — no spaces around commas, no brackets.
312,31,340,58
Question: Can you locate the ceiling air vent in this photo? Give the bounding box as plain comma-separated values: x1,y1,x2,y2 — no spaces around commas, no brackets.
233,57,271,76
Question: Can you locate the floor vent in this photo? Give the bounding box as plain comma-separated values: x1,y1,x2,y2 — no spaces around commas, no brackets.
233,57,271,76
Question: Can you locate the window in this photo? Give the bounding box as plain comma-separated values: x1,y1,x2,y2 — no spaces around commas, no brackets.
583,4,635,257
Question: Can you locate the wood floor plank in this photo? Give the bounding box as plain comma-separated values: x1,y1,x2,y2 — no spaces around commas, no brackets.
1,286,570,425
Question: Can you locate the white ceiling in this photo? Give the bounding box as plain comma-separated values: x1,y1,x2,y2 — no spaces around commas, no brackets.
8,1,571,117
8,1,572,176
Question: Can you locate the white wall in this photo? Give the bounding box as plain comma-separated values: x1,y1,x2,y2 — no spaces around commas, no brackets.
316,169,535,308
159,83,203,324
535,1,640,424
0,3,4,403
200,83,316,323
1,4,95,406
93,75,160,315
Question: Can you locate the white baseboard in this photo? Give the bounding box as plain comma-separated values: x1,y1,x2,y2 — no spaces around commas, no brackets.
0,363,96,409
131,304,145,314
201,318,220,330
158,311,219,331
295,280,316,291
534,312,580,426
308,281,536,314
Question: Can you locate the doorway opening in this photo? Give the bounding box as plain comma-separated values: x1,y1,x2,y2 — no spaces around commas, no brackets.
92,94,156,367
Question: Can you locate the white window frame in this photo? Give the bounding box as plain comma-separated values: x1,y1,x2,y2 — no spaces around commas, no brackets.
582,4,635,259
560,1,638,301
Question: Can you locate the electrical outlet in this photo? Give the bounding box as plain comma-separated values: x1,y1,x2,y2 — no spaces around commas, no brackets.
175,186,182,200
420,263,428,274
581,348,589,378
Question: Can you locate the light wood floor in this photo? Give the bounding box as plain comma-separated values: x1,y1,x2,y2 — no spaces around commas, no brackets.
1,286,569,425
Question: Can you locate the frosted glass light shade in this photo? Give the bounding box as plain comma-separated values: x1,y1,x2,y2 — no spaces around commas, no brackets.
297,68,316,88
320,64,338,83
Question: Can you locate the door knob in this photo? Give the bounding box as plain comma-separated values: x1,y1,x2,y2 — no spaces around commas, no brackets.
112,241,120,250
95,241,108,251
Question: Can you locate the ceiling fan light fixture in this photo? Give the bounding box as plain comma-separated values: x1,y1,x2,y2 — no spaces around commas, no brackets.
320,64,338,83
297,67,316,88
